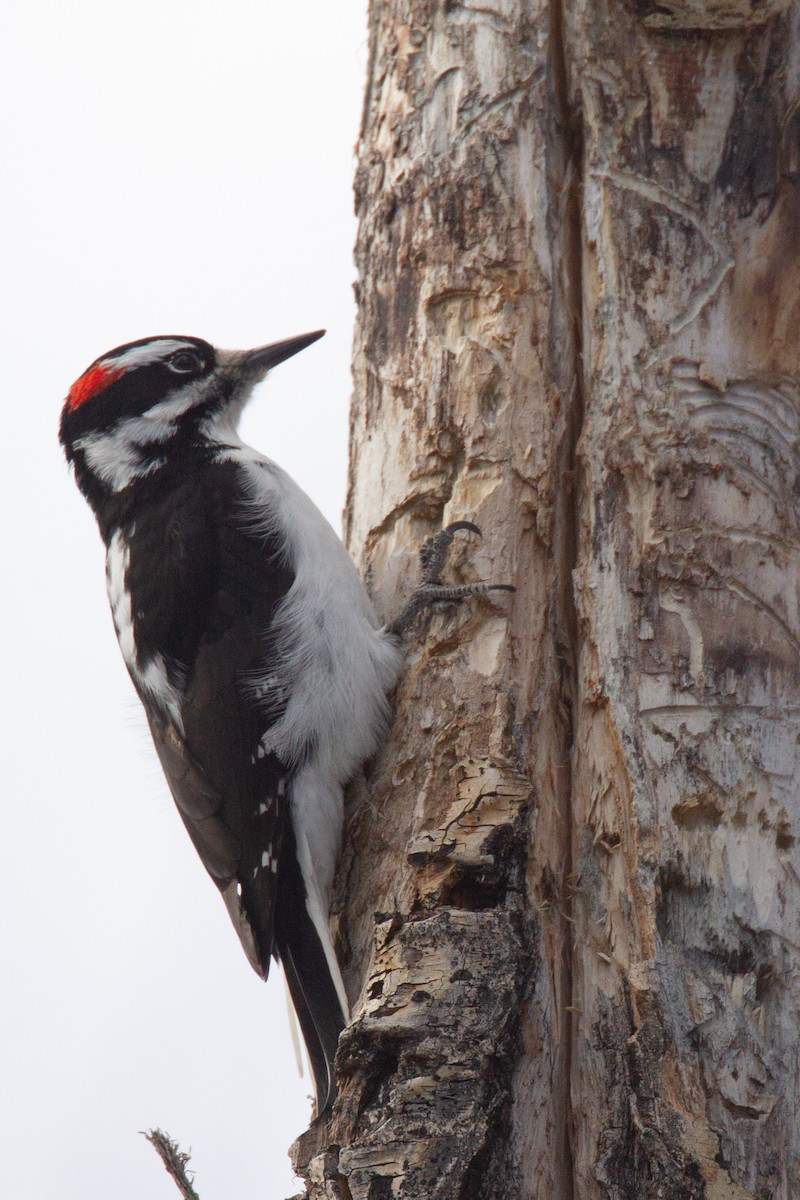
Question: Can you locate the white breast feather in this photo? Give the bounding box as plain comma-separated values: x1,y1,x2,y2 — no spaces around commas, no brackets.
222,444,402,925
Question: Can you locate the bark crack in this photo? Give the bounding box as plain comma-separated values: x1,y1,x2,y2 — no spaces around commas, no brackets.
547,0,586,1195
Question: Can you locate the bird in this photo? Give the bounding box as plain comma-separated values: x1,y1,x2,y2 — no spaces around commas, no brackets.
58,331,513,1114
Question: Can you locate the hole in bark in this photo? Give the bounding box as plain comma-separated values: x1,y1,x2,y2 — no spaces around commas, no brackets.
350,1037,403,1134
721,1097,766,1121
776,823,795,851
671,794,722,829
367,1176,393,1200
718,939,756,976
418,824,518,911
439,872,505,910
756,962,776,999
655,860,720,945
477,366,505,422
537,864,558,908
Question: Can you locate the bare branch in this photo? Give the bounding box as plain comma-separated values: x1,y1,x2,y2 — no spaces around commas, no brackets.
142,1128,201,1200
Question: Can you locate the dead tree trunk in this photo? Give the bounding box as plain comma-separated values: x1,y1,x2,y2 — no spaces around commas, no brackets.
293,2,800,1197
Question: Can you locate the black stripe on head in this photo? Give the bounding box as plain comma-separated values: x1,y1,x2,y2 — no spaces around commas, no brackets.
60,336,218,449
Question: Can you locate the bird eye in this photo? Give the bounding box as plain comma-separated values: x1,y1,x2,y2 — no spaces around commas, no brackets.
168,351,203,374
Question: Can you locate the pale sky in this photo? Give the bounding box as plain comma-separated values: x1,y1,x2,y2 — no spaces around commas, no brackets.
2,2,367,1196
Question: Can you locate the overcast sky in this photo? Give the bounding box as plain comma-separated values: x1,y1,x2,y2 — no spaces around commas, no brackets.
2,2,367,1196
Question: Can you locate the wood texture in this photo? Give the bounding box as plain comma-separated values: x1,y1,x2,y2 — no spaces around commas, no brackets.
292,3,800,1197
569,4,800,1197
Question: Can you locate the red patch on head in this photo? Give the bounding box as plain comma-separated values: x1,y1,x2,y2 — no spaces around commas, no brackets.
66,362,124,410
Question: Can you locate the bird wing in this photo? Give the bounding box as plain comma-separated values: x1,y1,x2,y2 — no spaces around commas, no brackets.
126,462,295,978
146,692,289,981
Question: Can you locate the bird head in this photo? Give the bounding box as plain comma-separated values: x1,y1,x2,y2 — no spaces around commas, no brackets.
59,330,325,502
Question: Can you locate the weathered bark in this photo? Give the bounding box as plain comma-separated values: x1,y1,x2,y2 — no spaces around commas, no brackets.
570,4,800,1197
292,2,800,1198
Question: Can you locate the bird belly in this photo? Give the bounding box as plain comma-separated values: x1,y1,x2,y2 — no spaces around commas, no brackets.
233,451,403,778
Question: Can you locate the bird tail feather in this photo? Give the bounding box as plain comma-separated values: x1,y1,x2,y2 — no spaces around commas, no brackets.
280,927,346,1114
274,820,347,1115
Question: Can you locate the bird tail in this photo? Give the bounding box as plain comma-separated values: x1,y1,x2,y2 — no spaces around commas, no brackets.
275,821,348,1115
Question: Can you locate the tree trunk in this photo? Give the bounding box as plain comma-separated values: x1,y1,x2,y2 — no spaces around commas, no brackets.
293,2,800,1197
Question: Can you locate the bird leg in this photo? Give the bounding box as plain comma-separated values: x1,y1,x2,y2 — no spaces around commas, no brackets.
387,521,515,638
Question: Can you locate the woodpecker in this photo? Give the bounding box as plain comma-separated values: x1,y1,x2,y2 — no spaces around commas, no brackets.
59,331,513,1115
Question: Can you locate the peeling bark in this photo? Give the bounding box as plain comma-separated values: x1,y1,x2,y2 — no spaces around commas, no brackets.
570,4,800,1197
291,3,800,1198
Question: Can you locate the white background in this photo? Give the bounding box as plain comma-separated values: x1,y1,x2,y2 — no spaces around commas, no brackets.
2,2,367,1196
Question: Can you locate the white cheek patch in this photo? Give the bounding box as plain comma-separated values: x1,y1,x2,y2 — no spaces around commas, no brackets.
75,428,168,492
73,378,212,492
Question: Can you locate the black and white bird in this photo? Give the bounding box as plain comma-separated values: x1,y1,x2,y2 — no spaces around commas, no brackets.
59,331,512,1114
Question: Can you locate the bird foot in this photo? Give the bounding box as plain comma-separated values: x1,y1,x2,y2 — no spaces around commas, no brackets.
387,521,515,638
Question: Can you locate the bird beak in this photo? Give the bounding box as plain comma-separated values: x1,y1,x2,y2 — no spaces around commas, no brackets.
231,330,325,380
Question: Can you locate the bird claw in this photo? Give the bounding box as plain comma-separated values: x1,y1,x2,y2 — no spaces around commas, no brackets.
388,521,514,639
419,521,482,585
